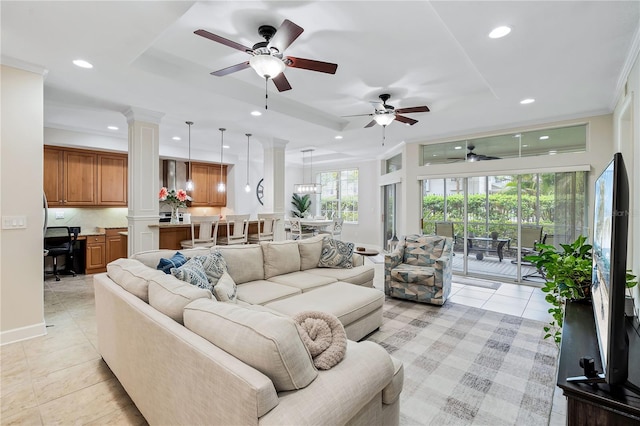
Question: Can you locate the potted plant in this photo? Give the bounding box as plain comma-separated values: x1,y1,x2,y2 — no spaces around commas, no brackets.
291,194,311,218
526,235,638,344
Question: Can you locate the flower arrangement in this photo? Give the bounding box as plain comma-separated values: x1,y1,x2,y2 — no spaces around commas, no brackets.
158,187,190,209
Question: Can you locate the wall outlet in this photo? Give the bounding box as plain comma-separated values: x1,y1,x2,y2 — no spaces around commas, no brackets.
55,211,64,219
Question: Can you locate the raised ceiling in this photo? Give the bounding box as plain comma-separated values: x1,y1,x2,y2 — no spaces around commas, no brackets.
1,1,638,165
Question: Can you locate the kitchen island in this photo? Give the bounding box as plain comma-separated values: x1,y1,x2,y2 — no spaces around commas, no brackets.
149,220,262,250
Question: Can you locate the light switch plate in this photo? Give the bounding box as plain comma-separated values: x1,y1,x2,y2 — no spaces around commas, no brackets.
55,211,64,219
2,215,27,229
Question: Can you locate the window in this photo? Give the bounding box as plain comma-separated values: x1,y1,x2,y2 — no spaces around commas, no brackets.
319,169,358,222
385,153,402,173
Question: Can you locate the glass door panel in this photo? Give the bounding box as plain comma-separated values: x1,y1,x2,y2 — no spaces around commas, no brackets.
383,184,397,251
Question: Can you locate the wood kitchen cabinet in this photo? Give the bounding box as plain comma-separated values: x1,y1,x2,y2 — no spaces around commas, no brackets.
85,235,106,274
187,162,227,207
103,228,128,263
44,146,127,207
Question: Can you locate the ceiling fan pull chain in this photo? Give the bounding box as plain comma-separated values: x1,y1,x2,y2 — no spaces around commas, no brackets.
265,77,269,110
382,125,386,146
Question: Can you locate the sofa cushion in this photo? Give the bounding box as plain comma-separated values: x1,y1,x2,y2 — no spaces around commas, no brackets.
171,258,212,291
132,247,212,269
390,264,435,285
217,245,264,284
318,238,354,269
107,258,166,302
306,265,375,287
212,271,237,303
261,240,301,279
268,271,337,292
236,281,302,305
156,251,188,274
298,235,325,270
183,298,318,392
265,282,384,329
148,274,213,324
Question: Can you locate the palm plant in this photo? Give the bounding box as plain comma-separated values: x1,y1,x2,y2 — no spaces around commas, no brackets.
291,194,311,218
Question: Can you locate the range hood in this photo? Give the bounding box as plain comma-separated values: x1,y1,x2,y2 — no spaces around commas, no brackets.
162,160,177,191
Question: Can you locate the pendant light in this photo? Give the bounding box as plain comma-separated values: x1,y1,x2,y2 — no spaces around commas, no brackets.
294,149,322,194
245,133,251,193
185,121,194,191
217,128,226,193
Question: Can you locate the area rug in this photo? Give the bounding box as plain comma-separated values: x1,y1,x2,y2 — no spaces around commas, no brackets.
366,298,558,425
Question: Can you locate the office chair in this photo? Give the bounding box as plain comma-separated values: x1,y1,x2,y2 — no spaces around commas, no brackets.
44,226,78,281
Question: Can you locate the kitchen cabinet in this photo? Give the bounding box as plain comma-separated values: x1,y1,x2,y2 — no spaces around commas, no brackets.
159,226,191,250
85,235,106,274
187,162,227,207
44,146,127,207
103,228,128,263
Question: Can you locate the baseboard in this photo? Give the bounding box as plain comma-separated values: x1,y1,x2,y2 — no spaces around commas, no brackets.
0,321,47,346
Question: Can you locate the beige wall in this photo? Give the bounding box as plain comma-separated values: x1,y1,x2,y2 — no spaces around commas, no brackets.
1,65,46,344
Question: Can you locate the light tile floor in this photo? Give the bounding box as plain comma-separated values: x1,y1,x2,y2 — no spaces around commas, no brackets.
1,269,565,425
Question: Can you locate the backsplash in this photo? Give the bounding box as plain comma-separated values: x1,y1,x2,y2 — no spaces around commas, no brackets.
46,207,128,233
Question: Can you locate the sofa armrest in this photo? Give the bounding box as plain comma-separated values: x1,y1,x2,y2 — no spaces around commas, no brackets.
383,248,403,295
260,340,396,425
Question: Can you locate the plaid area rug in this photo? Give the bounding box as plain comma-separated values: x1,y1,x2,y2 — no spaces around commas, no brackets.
366,298,558,426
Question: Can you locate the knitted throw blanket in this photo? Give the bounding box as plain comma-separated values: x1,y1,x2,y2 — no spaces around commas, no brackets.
293,311,347,370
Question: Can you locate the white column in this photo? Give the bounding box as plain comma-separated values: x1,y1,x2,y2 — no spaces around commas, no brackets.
123,107,164,255
401,143,422,236
260,138,288,240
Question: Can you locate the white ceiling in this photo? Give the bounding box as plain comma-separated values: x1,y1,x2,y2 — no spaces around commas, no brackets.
2,1,639,165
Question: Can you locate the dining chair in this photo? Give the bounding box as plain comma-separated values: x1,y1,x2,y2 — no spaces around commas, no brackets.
180,215,219,249
288,218,315,240
318,217,344,240
248,214,277,243
218,214,250,245
44,226,78,281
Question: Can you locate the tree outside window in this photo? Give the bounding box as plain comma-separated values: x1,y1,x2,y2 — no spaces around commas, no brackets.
319,169,358,222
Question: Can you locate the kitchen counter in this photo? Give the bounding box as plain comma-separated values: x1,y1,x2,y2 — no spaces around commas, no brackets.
152,220,262,250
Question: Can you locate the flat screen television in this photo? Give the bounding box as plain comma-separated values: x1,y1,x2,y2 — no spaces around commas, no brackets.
591,152,629,385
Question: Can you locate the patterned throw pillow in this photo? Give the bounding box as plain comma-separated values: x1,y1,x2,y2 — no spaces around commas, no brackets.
192,250,227,286
213,271,237,303
318,238,354,269
157,251,187,274
171,258,212,292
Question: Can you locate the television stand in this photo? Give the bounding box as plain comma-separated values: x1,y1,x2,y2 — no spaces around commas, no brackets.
557,302,640,425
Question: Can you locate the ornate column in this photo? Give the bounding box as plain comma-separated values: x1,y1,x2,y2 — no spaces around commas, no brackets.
123,107,164,255
260,138,288,240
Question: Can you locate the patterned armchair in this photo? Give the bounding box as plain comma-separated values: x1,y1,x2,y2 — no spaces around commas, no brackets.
384,234,454,306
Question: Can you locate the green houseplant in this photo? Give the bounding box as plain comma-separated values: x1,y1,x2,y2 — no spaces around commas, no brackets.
291,193,311,218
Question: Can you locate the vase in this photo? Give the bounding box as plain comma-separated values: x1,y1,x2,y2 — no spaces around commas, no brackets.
170,206,180,224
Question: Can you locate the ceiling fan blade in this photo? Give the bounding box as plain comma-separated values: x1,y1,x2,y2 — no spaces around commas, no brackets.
272,73,292,92
286,56,338,74
342,113,374,118
194,29,252,53
395,114,418,125
211,61,251,76
395,105,430,114
364,120,377,128
269,19,304,53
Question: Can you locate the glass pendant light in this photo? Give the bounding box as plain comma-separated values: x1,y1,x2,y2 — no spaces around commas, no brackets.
185,121,194,191
217,128,226,193
245,133,251,193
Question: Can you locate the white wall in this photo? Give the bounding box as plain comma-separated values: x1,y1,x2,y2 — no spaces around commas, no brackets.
1,65,46,344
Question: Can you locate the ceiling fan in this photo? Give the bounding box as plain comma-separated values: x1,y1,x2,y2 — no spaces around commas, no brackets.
346,94,430,128
195,19,338,93
454,145,500,162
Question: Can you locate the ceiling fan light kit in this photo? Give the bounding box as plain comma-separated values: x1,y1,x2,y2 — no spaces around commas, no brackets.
373,113,395,127
249,54,285,79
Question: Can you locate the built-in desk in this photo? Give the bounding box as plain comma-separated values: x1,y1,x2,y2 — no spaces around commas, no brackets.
557,302,640,425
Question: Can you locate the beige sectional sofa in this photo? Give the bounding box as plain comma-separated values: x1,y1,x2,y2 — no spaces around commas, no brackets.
94,236,403,425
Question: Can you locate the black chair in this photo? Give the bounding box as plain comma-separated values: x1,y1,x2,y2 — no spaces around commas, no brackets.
44,226,78,281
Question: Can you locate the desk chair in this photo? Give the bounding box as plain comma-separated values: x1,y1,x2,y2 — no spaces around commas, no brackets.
44,226,78,281
317,217,344,240
218,214,249,245
288,218,315,240
180,216,219,249
248,214,276,243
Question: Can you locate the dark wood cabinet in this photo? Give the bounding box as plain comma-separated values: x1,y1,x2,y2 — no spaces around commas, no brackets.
188,162,227,207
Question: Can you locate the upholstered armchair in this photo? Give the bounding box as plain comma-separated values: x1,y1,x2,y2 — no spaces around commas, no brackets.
384,234,454,306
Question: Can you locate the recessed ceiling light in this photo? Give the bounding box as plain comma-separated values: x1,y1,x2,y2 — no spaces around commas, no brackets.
522,144,529,147
172,136,181,141
454,146,462,150
334,135,343,140
250,111,262,116
489,26,511,39
549,150,557,155
72,59,93,69
539,135,549,140
432,154,437,157
513,134,521,138
520,98,535,105
223,145,230,149
107,126,118,130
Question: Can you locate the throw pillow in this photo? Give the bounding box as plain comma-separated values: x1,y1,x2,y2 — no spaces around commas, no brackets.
156,251,187,274
171,258,212,292
193,250,227,286
213,271,237,303
318,238,354,269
